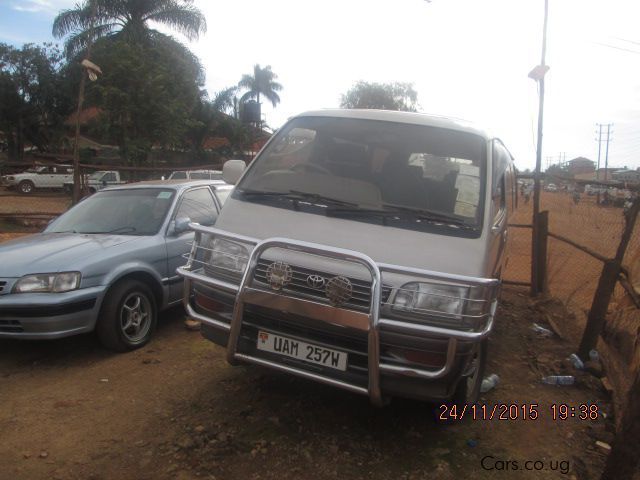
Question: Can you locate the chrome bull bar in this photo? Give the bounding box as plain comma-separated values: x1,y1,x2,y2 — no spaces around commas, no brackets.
178,224,499,407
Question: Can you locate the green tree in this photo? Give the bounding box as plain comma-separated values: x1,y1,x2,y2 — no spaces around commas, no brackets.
0,43,70,160
340,81,419,111
238,64,283,108
85,35,203,165
52,0,207,58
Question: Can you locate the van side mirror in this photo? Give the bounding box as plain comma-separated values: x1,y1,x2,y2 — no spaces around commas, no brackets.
223,160,246,185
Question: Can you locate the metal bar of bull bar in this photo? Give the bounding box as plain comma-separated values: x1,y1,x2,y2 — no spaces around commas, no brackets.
178,224,499,406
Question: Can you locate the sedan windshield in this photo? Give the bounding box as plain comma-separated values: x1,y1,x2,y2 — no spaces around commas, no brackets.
47,189,175,235
235,116,487,231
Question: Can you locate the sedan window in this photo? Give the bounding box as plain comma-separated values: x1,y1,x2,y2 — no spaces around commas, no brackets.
47,189,175,235
175,188,218,226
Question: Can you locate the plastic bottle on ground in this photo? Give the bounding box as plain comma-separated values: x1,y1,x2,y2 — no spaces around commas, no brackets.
568,353,584,370
480,373,500,393
541,375,575,385
531,323,553,336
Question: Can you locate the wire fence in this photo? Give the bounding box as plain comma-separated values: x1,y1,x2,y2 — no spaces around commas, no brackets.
504,177,640,419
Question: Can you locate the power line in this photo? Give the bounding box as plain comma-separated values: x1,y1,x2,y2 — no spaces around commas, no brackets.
613,36,640,47
594,42,640,55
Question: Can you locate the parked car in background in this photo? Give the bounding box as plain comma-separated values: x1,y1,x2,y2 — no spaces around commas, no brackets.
63,170,125,194
0,179,232,351
2,165,73,194
168,170,223,181
544,183,558,192
178,109,516,406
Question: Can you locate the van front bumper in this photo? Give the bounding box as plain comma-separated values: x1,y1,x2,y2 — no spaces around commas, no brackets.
178,227,498,405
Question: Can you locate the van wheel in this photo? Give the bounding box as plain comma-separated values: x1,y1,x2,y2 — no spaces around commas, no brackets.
97,279,157,352
451,339,488,405
18,180,35,194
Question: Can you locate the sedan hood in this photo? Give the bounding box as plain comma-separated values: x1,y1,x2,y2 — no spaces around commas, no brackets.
216,198,491,278
0,233,141,277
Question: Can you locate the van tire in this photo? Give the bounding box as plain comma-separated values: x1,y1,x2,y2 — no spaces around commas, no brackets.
451,339,488,406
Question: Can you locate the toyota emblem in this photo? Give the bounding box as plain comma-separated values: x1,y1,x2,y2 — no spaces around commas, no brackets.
306,274,326,290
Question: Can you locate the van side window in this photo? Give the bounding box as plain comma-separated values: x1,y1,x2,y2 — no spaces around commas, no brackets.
492,141,511,219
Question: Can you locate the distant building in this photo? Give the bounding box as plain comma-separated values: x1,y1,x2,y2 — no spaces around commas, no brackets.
567,157,595,176
611,169,640,184
596,167,621,181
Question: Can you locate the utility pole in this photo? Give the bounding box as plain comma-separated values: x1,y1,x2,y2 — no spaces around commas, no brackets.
71,0,97,204
595,123,612,181
604,123,613,181
528,0,550,296
596,124,602,180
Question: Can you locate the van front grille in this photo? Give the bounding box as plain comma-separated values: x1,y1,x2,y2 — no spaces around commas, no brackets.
253,259,391,312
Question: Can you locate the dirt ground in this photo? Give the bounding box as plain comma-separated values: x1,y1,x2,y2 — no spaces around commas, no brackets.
0,288,615,480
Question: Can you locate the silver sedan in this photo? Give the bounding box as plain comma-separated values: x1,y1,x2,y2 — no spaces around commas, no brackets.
0,179,232,351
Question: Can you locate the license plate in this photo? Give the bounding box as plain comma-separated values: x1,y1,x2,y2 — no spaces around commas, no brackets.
256,331,348,371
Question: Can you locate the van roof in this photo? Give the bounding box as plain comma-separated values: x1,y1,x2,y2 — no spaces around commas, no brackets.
295,109,492,140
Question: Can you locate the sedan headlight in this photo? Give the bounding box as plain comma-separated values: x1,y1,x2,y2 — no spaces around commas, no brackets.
204,237,250,278
13,272,81,293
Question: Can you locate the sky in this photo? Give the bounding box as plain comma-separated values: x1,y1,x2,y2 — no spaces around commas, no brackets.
1,0,639,172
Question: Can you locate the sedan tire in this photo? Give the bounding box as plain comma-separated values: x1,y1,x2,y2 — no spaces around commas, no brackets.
97,279,157,352
18,180,35,195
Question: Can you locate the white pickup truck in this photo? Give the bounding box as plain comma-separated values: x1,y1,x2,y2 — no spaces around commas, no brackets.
63,170,125,194
2,165,74,194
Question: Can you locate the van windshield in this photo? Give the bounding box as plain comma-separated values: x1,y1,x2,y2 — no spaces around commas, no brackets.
236,116,486,232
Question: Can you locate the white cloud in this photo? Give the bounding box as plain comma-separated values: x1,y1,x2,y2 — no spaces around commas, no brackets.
11,0,73,14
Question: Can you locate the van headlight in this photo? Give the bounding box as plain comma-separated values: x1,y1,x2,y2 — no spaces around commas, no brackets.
205,237,249,275
13,272,81,293
392,282,485,329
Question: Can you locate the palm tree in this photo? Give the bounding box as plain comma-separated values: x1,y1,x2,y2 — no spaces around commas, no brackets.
53,0,207,58
238,64,283,108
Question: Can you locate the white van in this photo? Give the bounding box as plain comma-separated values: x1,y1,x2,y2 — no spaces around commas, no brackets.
178,109,516,405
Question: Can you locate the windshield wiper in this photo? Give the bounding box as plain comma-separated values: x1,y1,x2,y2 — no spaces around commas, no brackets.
327,204,476,229
286,190,357,207
108,226,138,234
380,203,470,224
238,188,284,197
239,188,356,207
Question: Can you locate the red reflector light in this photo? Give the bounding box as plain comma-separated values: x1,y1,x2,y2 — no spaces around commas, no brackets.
388,348,446,368
195,293,224,312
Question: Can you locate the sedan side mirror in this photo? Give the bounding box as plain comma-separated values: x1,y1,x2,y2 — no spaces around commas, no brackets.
223,159,246,185
173,217,192,235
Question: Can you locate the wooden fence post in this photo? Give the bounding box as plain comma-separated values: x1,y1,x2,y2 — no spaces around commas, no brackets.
578,198,640,360
537,210,549,294
531,210,549,296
